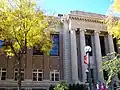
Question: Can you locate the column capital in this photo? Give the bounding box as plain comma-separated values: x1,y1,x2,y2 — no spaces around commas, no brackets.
69,28,77,33
79,28,86,32
108,32,113,36
94,30,101,34
71,28,77,31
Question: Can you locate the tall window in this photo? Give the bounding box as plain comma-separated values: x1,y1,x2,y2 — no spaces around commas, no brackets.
14,68,24,81
0,68,6,80
32,69,43,81
33,46,43,55
113,38,118,53
85,34,92,56
50,70,59,81
50,34,59,56
99,36,106,56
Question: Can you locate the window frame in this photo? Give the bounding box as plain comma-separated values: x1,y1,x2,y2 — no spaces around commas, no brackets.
50,70,60,81
14,68,25,81
32,69,43,81
50,34,59,56
0,68,7,80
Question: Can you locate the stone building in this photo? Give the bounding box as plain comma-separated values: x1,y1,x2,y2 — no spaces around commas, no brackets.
0,11,120,90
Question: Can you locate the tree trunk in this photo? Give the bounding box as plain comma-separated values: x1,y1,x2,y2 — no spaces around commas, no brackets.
18,52,22,90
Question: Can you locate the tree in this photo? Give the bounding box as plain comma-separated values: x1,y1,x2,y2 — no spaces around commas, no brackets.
102,0,120,85
0,0,59,90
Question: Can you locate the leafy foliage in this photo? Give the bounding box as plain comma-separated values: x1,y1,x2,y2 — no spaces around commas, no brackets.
54,81,68,90
0,0,59,56
103,0,120,84
102,53,120,84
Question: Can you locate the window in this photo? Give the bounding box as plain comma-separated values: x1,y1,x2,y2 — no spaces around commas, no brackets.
99,36,106,56
50,34,59,56
113,38,118,53
32,69,43,81
33,46,43,55
14,68,24,81
85,35,92,56
0,68,6,80
50,70,59,81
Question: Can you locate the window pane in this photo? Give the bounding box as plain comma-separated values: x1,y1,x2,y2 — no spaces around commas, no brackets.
14,73,18,81
15,68,18,71
51,73,54,81
50,34,59,56
33,73,37,81
1,72,6,80
55,74,59,81
33,69,37,72
2,68,6,71
38,73,42,81
21,73,24,81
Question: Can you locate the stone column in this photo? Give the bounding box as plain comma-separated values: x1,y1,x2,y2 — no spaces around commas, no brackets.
94,31,104,81
79,29,87,82
62,19,71,83
70,29,79,83
108,34,115,53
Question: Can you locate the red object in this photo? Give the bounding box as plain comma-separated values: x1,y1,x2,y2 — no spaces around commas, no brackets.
84,55,88,64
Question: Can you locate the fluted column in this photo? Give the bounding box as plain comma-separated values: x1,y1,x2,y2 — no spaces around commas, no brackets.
62,19,71,83
94,31,104,81
108,34,115,53
79,29,87,82
70,29,79,83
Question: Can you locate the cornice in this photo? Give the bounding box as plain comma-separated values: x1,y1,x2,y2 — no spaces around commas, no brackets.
69,14,105,24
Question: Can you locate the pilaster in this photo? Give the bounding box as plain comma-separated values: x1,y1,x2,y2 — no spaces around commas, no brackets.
62,18,71,83
70,28,79,83
94,31,104,82
108,34,115,53
79,28,87,82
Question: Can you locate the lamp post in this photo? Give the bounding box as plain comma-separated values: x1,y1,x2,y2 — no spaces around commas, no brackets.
84,46,92,90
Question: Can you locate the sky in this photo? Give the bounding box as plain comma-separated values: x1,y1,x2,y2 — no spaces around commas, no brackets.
36,0,113,15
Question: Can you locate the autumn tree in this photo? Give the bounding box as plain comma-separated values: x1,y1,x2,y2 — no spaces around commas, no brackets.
102,0,120,85
0,0,59,90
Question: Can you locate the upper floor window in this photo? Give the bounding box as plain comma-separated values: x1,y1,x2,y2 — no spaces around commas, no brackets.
50,70,59,81
0,68,6,80
99,36,106,56
85,34,92,56
32,69,43,81
50,34,59,56
33,46,43,55
14,68,24,81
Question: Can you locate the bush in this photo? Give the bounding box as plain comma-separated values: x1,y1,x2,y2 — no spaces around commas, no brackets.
49,82,88,90
49,85,55,90
68,83,88,90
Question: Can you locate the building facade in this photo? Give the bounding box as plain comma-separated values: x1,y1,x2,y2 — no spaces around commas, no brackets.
0,11,120,90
